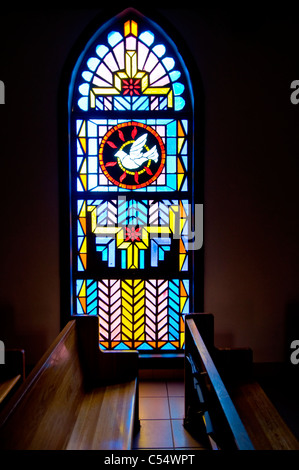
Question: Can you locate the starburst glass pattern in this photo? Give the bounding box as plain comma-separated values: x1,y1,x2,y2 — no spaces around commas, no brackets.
76,19,186,112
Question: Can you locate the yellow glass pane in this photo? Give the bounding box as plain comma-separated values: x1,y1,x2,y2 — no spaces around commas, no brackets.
80,237,87,254
125,51,137,78
167,89,173,107
177,173,184,190
124,20,130,36
79,280,86,298
135,329,145,341
180,295,187,313
127,244,133,268
143,87,170,95
114,74,122,91
180,218,186,234
141,74,148,91
169,206,178,233
117,71,128,79
180,333,185,349
121,280,133,296
134,282,144,297
122,312,133,328
79,174,87,190
135,308,145,322
122,290,132,304
122,326,133,338
92,87,120,95
79,200,86,218
134,288,143,302
131,20,138,37
179,253,186,271
95,226,122,236
135,71,146,79
177,137,185,154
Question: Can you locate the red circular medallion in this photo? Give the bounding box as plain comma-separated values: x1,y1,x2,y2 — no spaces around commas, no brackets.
99,121,165,189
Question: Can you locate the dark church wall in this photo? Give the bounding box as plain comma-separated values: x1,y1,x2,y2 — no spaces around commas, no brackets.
0,5,298,367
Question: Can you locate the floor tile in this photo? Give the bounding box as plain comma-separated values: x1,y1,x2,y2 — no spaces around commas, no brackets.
171,419,207,449
133,419,174,449
169,396,185,419
167,381,185,397
139,397,170,419
139,381,168,397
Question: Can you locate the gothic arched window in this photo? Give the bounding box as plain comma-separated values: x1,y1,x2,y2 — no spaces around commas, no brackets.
67,8,202,353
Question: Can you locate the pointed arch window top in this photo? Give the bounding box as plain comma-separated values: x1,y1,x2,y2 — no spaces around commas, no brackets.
75,18,187,112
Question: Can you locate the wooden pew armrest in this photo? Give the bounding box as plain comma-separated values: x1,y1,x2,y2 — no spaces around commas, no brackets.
0,375,22,404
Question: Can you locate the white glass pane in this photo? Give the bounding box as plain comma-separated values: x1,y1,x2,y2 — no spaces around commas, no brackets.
149,63,168,84
152,44,166,57
126,36,136,50
144,52,159,72
113,42,125,69
95,62,113,84
137,41,149,70
91,76,108,87
162,57,175,71
103,51,119,72
87,121,97,136
150,75,170,87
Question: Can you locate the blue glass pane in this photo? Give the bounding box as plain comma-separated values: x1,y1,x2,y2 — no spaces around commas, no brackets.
96,44,109,58
139,31,154,46
107,31,123,47
174,97,185,110
87,57,100,71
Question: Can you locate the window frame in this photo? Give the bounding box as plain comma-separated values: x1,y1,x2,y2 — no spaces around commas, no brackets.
59,7,204,353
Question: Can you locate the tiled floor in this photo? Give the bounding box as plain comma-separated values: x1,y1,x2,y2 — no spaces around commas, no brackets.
132,379,207,450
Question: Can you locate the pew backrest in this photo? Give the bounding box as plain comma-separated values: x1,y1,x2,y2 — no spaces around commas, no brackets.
0,318,139,450
0,321,85,449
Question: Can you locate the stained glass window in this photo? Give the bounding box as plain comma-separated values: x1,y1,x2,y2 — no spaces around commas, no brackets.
68,9,199,352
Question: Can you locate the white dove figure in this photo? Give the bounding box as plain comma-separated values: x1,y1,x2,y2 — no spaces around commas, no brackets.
114,133,159,171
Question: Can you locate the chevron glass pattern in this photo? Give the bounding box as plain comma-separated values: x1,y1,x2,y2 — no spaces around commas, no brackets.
76,278,188,350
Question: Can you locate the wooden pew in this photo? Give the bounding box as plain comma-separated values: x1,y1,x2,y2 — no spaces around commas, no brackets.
0,349,25,408
184,314,254,450
184,313,299,450
0,316,139,450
